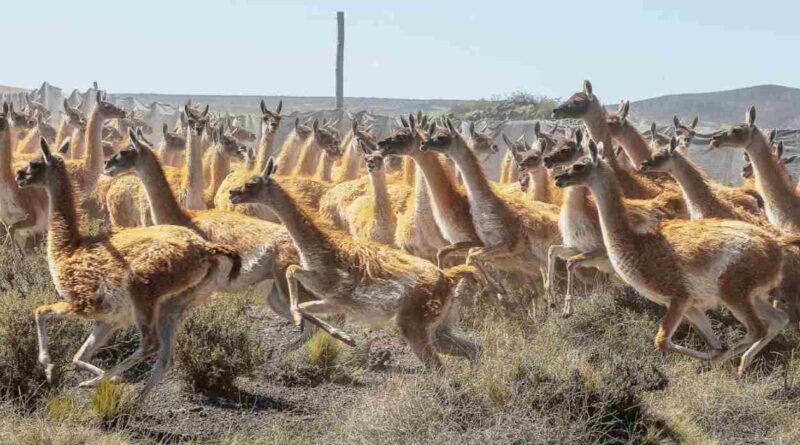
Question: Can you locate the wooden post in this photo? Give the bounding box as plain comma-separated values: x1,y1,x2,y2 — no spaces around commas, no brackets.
336,11,344,109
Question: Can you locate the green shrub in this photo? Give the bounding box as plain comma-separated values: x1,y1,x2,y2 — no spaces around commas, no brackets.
175,294,261,394
304,330,342,372
89,380,132,424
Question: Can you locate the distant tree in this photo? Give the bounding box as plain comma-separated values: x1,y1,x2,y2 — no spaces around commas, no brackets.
447,91,558,121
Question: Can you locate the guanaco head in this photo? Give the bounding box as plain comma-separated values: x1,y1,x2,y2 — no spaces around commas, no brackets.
605,100,630,137
216,125,247,161
35,114,57,142
184,103,210,136
543,128,585,169
419,118,470,157
466,122,498,156
312,119,343,159
376,114,423,157
648,122,670,148
16,137,71,189
229,126,257,143
7,102,35,129
353,124,383,172
105,128,161,176
639,137,683,173
552,80,597,119
553,140,606,189
740,141,798,182
260,100,283,135
228,157,281,205
673,115,698,141
709,106,760,150
25,94,50,118
63,99,86,128
161,123,186,151
93,91,127,120
102,123,123,142
118,111,154,135
293,118,313,140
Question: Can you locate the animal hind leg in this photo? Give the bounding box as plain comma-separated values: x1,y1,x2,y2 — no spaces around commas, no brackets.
654,299,714,360
432,326,481,370
436,241,482,269
397,317,442,371
546,245,579,311
737,298,789,377
73,321,121,381
296,300,355,347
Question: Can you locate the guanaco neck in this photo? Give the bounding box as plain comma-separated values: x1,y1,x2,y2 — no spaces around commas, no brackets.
448,145,507,216
409,165,431,221
0,126,15,188
182,129,206,210
614,123,652,166
275,131,303,176
587,163,637,248
315,152,335,182
54,119,74,150
45,168,82,255
206,148,231,200
136,150,193,227
84,108,105,184
746,129,800,231
402,157,415,187
369,167,394,228
410,150,468,214
292,138,321,177
528,168,552,203
666,153,732,220
582,102,614,159
255,126,277,173
265,184,336,267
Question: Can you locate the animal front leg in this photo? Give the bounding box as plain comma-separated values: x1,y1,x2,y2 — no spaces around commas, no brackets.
34,302,73,383
73,321,121,382
546,245,580,313
296,300,355,347
654,299,713,361
465,244,515,303
436,240,482,269
562,249,609,317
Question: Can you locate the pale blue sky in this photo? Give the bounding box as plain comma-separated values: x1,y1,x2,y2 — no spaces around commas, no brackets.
2,0,796,101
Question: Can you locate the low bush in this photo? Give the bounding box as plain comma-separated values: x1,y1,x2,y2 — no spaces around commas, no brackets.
175,294,262,394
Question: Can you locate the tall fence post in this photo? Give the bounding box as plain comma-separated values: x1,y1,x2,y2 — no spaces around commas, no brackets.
336,11,344,109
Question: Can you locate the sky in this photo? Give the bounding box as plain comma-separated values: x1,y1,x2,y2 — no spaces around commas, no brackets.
2,0,797,102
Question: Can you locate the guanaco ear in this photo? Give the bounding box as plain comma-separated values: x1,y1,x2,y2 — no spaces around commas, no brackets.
769,128,777,144
58,137,71,154
312,119,319,133
588,140,599,164
276,100,283,114
673,115,680,129
533,121,541,138
409,113,416,131
40,137,54,164
136,127,145,140
95,90,102,103
746,106,756,128
775,141,784,159
2,101,8,115
162,123,168,137
428,122,437,135
420,114,429,128
650,122,657,138
128,128,142,151
573,128,583,147
669,136,678,153
502,133,513,148
690,116,698,129
199,105,209,119
782,155,799,165
400,115,409,128
469,121,476,137
294,118,301,132
619,100,629,121
260,100,268,114
351,119,358,134
445,118,456,134
583,80,593,96
63,99,70,112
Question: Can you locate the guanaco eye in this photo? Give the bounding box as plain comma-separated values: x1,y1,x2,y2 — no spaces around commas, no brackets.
573,163,585,172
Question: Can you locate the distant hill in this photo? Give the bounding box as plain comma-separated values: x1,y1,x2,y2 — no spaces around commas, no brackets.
112,93,473,116
0,85,28,94
616,84,800,128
